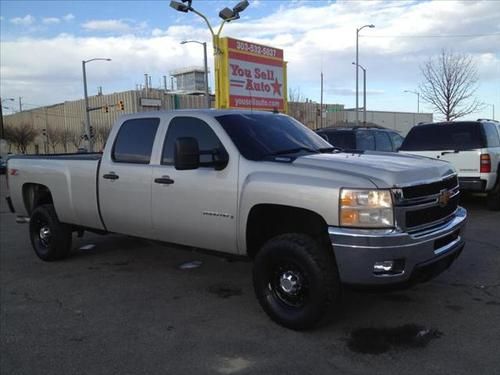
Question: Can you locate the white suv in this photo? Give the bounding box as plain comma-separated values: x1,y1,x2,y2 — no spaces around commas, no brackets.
400,119,500,210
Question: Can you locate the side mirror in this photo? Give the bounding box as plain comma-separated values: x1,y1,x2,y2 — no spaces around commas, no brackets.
212,148,229,171
174,137,200,170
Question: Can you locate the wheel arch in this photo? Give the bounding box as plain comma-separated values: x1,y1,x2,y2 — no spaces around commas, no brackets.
22,183,54,215
246,203,331,259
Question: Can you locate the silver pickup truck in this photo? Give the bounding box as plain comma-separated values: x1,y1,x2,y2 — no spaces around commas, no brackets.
6,109,467,330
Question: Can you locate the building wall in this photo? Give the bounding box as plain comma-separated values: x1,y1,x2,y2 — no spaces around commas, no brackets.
342,110,433,135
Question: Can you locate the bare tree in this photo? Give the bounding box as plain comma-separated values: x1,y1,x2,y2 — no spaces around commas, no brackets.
419,50,483,121
69,129,83,151
46,126,62,153
95,125,111,151
4,122,38,153
58,127,72,153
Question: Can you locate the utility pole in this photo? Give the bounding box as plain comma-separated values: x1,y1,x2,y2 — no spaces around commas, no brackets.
320,72,324,128
18,97,23,112
82,58,111,152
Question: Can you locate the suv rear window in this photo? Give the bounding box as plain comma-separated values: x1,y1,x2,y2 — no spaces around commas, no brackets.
400,122,485,151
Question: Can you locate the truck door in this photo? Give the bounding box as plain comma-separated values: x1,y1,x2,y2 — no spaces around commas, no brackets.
151,116,239,254
99,117,160,238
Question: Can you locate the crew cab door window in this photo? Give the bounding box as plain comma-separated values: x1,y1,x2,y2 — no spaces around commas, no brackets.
112,118,160,163
375,131,393,152
161,116,226,166
356,130,375,151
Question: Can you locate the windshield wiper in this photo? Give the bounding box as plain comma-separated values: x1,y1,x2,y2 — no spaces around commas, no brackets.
269,147,320,156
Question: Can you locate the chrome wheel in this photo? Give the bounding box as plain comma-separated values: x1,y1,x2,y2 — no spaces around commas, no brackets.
271,264,309,308
39,226,51,247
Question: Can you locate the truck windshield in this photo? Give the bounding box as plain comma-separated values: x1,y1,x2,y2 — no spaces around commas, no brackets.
216,113,332,161
400,122,485,151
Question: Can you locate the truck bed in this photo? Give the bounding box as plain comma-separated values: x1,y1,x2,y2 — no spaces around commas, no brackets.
7,153,105,231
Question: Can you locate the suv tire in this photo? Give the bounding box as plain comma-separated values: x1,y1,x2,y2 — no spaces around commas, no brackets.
487,175,500,211
253,233,340,330
29,204,72,261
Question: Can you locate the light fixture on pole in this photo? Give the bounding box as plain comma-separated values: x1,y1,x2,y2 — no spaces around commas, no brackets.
82,57,111,152
404,90,420,113
352,62,367,124
181,40,210,108
170,0,249,108
355,24,374,125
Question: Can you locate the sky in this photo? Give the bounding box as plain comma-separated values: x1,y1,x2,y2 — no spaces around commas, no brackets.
1,0,499,121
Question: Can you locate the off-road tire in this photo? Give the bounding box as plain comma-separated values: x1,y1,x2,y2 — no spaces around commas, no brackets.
253,233,341,330
29,204,72,261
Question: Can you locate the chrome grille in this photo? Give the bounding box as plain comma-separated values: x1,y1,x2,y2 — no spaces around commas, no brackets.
394,175,460,231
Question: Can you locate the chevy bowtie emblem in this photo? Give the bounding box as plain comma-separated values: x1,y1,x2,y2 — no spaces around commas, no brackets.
438,189,451,207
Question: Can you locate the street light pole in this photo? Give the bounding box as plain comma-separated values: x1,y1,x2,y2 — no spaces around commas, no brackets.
352,62,367,123
404,90,420,113
485,103,495,120
82,58,111,152
181,40,210,108
355,24,374,125
170,0,249,109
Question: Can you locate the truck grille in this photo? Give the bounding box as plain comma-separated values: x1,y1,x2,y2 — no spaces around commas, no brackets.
405,194,459,228
402,175,458,199
395,174,460,231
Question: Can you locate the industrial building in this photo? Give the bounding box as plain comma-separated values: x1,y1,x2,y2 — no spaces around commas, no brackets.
1,86,431,154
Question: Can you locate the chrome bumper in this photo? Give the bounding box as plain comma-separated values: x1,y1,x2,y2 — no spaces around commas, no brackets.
328,206,467,286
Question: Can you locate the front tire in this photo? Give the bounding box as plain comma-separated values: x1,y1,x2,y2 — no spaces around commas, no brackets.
29,204,72,261
253,233,341,330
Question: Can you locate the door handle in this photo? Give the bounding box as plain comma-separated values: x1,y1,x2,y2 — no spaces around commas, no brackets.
103,173,119,180
154,176,174,185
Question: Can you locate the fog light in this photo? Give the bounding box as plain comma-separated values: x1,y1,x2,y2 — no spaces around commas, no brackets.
373,259,405,275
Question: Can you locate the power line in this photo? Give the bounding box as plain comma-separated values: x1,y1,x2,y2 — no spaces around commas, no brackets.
361,32,500,39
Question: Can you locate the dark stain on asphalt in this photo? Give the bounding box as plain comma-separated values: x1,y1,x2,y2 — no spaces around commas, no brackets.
473,297,483,302
208,284,242,299
69,336,87,342
486,301,500,306
380,294,414,303
347,324,443,355
445,304,464,312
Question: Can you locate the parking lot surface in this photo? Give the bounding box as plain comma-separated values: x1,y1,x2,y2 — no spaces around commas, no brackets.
1,175,500,375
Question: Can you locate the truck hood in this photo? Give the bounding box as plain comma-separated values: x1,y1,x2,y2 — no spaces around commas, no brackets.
293,151,456,188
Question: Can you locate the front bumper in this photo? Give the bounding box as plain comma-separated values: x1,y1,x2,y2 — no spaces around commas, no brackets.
329,206,467,286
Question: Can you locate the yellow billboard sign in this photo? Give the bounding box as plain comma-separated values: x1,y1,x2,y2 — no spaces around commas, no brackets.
216,37,287,112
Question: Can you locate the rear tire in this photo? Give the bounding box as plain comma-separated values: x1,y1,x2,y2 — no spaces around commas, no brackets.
253,233,341,330
29,204,72,261
487,176,500,211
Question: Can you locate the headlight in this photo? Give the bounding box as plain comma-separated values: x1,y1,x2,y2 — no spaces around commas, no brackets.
340,189,394,228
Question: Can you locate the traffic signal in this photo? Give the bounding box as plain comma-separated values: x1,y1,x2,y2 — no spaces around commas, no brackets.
42,128,47,137
118,100,124,111
103,105,109,113
90,126,95,139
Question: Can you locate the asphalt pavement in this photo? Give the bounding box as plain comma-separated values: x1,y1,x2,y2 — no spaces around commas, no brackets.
1,175,499,375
